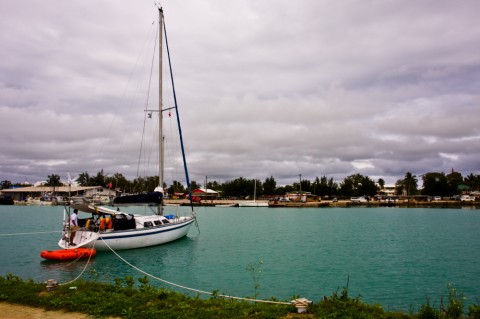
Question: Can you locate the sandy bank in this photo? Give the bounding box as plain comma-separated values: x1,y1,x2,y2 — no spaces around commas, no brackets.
0,302,96,319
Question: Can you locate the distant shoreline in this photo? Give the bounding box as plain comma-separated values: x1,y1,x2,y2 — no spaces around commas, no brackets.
164,198,479,208
9,198,478,209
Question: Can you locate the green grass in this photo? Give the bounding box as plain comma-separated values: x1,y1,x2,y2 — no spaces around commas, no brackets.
0,274,478,318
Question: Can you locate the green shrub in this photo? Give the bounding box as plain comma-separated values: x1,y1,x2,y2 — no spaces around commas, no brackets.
418,298,440,319
468,303,480,319
441,284,465,319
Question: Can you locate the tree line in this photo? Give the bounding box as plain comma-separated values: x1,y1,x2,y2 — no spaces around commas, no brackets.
2,170,479,199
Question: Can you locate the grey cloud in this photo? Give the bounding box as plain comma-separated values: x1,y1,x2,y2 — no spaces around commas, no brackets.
1,0,479,186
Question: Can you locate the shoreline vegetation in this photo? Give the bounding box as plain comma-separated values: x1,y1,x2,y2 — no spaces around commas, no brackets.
1,275,479,319
3,171,479,207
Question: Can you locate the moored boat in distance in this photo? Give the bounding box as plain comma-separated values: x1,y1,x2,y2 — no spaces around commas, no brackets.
113,191,162,206
238,201,269,207
238,180,268,207
0,196,14,205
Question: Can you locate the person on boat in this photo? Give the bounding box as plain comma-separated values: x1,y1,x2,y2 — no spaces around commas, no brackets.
69,209,79,246
99,214,113,231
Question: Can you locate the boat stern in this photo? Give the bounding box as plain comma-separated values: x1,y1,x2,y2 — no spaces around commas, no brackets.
58,230,100,249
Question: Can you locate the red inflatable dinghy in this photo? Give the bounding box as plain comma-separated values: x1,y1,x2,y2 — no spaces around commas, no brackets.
40,248,96,261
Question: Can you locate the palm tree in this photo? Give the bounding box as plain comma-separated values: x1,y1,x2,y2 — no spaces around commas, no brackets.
77,171,91,186
402,172,418,196
46,174,62,196
1,180,13,190
46,174,61,186
377,178,385,190
464,173,479,191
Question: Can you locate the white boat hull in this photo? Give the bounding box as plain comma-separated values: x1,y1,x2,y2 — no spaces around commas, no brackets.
238,201,269,207
58,217,195,251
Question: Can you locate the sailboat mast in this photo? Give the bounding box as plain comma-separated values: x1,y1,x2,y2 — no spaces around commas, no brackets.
158,7,164,215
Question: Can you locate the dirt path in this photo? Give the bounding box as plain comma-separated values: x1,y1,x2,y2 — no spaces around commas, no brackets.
0,302,92,319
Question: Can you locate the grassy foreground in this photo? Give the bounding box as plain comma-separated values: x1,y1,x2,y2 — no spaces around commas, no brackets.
0,274,479,319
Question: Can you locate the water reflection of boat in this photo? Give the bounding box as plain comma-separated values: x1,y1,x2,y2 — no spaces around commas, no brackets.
215,203,238,207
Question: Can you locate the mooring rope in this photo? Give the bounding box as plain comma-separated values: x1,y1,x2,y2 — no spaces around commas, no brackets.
0,230,62,236
0,224,95,284
29,220,289,306
59,236,99,286
100,235,290,305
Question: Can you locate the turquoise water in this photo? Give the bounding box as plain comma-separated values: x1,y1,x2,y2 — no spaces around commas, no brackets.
0,205,479,311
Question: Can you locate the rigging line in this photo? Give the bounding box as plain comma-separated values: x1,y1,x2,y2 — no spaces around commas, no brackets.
144,24,158,112
135,24,158,181
0,230,62,236
137,112,148,178
165,110,179,190
140,24,160,184
146,115,159,181
102,236,289,305
162,13,194,212
95,16,157,160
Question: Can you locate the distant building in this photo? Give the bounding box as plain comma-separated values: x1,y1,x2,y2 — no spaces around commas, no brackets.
192,188,219,200
285,191,314,202
0,185,114,202
377,184,396,196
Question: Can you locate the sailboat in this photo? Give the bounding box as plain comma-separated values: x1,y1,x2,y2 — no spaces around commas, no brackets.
238,180,269,207
58,7,196,251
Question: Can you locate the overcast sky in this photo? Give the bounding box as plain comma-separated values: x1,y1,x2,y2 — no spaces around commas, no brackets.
1,0,479,187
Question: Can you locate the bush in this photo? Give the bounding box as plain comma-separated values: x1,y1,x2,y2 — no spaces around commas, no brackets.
418,299,440,319
441,284,465,319
468,303,480,319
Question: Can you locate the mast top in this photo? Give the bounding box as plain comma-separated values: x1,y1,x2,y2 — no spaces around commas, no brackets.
154,2,163,13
